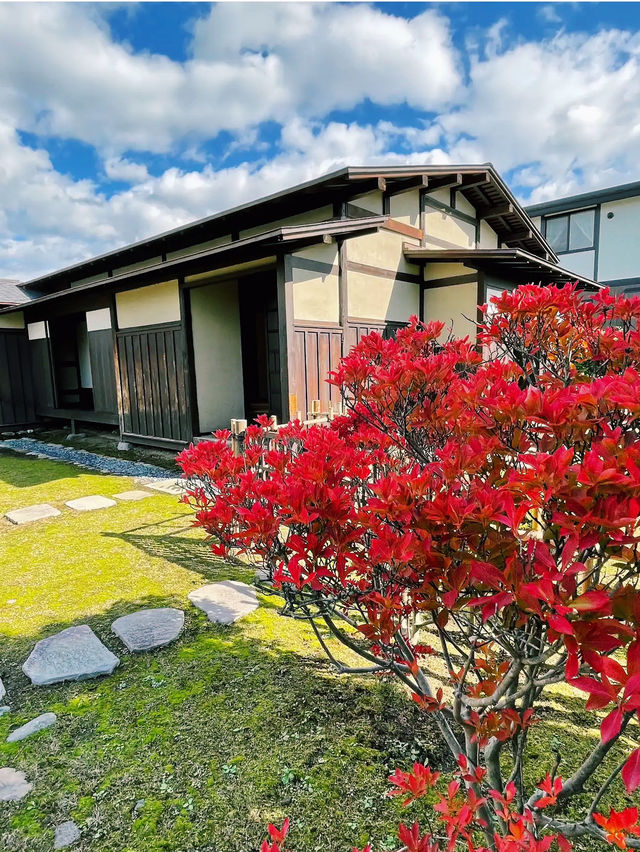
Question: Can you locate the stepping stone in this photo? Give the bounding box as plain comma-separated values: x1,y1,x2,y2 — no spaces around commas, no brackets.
188,581,258,625
7,712,57,742
0,767,32,801
23,625,120,686
255,565,271,583
5,503,61,525
135,477,185,495
112,608,184,652
0,707,10,717
113,490,155,502
65,495,117,512
54,820,81,849
0,677,5,702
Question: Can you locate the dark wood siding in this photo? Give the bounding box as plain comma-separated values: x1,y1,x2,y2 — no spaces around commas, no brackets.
29,338,56,410
291,325,343,418
89,329,118,415
116,323,191,443
0,330,35,426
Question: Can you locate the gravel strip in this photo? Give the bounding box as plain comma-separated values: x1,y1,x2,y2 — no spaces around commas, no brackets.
0,438,177,479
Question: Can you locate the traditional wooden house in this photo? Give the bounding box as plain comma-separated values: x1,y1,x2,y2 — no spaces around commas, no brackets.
0,164,596,448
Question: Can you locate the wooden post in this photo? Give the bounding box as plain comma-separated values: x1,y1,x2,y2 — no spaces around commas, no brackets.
310,399,321,419
230,418,247,457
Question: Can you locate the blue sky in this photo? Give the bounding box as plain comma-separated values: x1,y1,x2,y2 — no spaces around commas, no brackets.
1,2,639,281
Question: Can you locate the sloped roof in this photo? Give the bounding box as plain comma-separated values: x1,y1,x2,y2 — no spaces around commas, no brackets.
1,217,387,312
18,164,556,296
403,247,599,289
0,279,30,305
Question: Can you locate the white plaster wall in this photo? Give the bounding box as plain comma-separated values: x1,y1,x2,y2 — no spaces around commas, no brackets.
422,281,478,341
190,280,245,432
116,280,180,328
291,242,340,323
598,197,640,281
455,193,476,218
348,273,419,322
347,229,420,276
389,189,420,227
293,268,340,323
530,215,542,233
293,242,338,266
428,188,451,205
239,206,334,239
556,250,596,280
424,210,475,249
86,308,112,332
167,236,231,261
479,220,499,249
27,321,47,340
424,262,470,281
351,190,383,214
0,311,25,329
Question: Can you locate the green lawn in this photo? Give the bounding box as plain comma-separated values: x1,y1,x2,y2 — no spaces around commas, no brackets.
0,451,442,852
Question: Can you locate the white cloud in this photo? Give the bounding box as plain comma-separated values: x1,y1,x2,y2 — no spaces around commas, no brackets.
0,4,640,280
104,157,149,184
0,117,451,281
439,27,640,199
0,3,460,155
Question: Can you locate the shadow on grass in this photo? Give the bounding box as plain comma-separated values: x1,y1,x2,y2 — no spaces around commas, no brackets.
0,594,447,852
0,449,82,488
100,521,253,584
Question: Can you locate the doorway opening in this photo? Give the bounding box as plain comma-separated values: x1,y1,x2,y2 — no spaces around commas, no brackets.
48,313,94,410
238,273,282,423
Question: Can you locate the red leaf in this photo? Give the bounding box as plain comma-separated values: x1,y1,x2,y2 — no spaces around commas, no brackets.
601,707,624,743
622,748,640,794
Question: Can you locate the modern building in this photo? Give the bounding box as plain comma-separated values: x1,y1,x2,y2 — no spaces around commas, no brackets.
526,180,640,293
0,164,596,447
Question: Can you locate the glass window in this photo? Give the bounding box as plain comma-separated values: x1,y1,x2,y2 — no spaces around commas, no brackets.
545,209,596,253
546,215,569,252
569,209,595,250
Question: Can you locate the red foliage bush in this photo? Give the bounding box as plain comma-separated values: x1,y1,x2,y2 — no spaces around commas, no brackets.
178,284,640,850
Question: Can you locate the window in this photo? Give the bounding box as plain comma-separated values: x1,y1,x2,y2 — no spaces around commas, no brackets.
544,208,596,253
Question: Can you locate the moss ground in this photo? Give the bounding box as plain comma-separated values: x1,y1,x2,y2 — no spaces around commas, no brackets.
0,451,443,852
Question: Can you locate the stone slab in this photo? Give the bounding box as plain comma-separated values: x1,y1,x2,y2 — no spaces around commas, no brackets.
0,767,32,801
54,820,81,849
65,495,117,512
112,608,184,652
0,677,5,702
113,490,155,502
188,581,258,625
0,707,10,717
7,712,57,742
5,503,61,525
23,625,120,686
134,477,185,495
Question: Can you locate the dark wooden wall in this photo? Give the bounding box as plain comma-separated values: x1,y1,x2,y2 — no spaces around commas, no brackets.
29,337,56,411
291,320,407,419
89,329,118,415
291,325,344,418
0,330,35,426
116,323,191,444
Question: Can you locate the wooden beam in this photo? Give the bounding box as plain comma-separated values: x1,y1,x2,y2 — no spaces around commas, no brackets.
453,172,491,192
476,203,514,220
423,173,462,193
503,230,533,244
382,219,423,241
